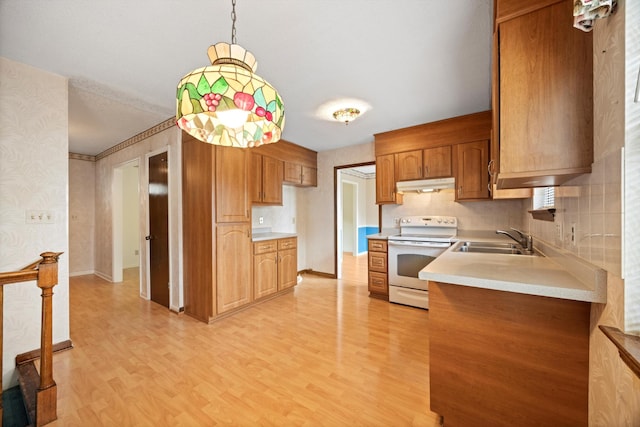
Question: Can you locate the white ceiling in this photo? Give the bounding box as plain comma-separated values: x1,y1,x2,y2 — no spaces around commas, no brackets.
0,0,493,156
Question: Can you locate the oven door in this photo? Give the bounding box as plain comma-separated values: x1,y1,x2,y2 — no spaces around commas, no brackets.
388,240,449,290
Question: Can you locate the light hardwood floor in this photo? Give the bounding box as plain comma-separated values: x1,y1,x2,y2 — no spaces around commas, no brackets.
49,257,440,426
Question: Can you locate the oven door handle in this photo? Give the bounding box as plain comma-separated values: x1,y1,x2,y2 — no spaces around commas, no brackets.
388,241,450,249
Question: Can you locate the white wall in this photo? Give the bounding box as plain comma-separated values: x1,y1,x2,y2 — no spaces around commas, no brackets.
0,57,70,389
306,142,376,274
69,158,96,275
122,163,140,269
94,126,183,311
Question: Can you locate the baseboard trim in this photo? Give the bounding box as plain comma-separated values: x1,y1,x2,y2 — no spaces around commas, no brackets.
299,269,336,279
93,271,112,282
69,270,95,277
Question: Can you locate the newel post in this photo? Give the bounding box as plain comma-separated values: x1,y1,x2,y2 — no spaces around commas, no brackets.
35,251,61,426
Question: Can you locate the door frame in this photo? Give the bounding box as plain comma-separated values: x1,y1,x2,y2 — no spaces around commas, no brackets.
333,162,378,278
144,147,173,304
111,158,141,284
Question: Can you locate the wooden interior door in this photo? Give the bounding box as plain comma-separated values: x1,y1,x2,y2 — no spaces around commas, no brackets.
148,152,170,308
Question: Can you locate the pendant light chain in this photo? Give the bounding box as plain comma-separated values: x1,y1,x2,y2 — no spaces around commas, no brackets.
231,0,237,45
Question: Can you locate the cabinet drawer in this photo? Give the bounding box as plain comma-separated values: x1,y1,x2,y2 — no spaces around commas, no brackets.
278,238,297,250
368,272,388,294
254,240,277,255
368,239,387,253
368,251,387,273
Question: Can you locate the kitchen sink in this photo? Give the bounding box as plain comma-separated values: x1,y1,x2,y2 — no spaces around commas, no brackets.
454,241,535,255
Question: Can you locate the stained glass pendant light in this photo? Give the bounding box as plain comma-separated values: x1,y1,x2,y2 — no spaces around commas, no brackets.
176,0,284,147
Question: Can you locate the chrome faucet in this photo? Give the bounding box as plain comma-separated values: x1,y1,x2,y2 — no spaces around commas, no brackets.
496,228,534,254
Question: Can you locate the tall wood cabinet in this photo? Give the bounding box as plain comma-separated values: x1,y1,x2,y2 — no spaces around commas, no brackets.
494,0,593,189
217,223,252,313
182,135,252,322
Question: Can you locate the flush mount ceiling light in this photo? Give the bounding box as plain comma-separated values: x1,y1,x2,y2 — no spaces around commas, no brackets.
176,0,285,148
333,108,361,125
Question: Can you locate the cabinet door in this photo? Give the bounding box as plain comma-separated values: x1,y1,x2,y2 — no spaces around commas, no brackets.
278,248,298,290
216,146,250,222
254,251,278,299
368,251,387,273
249,153,263,204
216,224,252,313
376,154,401,204
396,150,423,181
423,146,452,178
368,271,388,295
455,140,490,201
262,156,284,204
498,0,592,187
301,166,317,187
283,162,302,184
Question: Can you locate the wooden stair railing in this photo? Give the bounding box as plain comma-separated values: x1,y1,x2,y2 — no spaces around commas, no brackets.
0,251,63,427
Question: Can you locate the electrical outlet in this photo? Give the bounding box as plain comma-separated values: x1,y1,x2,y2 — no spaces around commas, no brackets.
394,217,400,225
259,216,264,224
571,223,577,246
26,210,54,224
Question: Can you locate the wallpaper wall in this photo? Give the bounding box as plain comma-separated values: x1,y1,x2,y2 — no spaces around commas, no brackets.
69,158,96,275
0,57,70,388
93,126,183,311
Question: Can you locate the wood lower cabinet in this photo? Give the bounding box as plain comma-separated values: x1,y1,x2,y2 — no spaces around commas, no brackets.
367,239,388,298
253,237,298,299
217,224,252,314
278,238,298,290
253,240,279,299
429,281,589,427
454,140,490,201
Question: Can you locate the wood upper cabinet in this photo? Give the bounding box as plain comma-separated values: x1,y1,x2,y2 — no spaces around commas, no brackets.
216,223,252,314
283,161,317,187
424,146,452,178
396,146,452,181
216,146,250,222
396,150,423,181
250,153,283,205
376,154,402,204
496,0,593,189
454,140,490,201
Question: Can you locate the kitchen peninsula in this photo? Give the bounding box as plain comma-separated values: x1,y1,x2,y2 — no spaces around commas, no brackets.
419,238,606,426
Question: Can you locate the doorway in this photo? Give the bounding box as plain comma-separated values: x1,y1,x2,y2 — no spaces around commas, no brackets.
112,159,140,284
334,163,378,279
147,151,170,308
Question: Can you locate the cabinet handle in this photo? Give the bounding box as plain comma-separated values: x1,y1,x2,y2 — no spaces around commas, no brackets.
488,159,494,176
458,186,462,197
425,166,429,176
488,183,492,194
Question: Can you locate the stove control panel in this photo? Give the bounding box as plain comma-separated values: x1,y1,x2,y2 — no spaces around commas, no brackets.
399,216,457,227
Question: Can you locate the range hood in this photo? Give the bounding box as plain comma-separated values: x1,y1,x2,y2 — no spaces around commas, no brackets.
396,177,455,193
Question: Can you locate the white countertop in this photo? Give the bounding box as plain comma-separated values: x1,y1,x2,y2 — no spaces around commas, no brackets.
419,233,607,303
252,232,297,242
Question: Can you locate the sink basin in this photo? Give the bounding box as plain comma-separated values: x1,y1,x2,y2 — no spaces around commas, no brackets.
454,241,535,255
